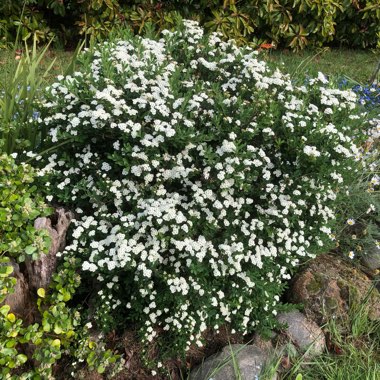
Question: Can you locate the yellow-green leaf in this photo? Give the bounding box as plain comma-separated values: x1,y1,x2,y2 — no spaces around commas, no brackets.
17,354,28,364
0,305,10,316
7,313,16,323
37,288,45,298
51,339,61,348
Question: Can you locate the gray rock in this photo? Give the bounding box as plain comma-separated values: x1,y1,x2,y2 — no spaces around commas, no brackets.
252,333,274,352
361,246,380,271
277,311,325,356
190,344,277,380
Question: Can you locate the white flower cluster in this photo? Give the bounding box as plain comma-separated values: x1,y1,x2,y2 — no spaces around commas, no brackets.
39,20,367,354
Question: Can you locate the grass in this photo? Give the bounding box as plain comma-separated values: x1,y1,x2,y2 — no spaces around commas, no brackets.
0,48,73,86
300,344,379,380
265,48,379,84
0,47,379,86
0,39,83,154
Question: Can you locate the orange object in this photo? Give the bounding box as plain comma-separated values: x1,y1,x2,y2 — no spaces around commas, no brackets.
259,43,274,49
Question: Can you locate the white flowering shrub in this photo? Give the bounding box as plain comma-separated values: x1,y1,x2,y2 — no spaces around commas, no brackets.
38,21,368,357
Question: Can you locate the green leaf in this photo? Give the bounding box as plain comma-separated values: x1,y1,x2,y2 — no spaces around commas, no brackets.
97,365,105,374
0,347,17,357
17,354,28,364
42,321,51,332
6,340,16,348
0,265,13,277
37,288,45,298
54,324,63,334
51,339,61,348
25,245,37,255
0,305,10,316
62,290,71,302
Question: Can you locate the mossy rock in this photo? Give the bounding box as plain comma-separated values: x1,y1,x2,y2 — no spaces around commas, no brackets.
289,254,380,324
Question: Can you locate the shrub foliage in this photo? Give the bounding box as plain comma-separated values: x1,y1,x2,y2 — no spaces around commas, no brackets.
37,21,369,362
0,0,379,49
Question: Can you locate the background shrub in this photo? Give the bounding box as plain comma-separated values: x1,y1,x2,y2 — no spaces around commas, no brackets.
37,21,370,365
0,0,379,49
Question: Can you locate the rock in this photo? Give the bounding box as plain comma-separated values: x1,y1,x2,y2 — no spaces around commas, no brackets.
277,311,325,356
252,333,274,352
290,254,380,324
190,344,277,380
361,246,380,271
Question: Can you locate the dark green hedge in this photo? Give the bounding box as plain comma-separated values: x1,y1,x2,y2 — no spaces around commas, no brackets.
1,0,379,49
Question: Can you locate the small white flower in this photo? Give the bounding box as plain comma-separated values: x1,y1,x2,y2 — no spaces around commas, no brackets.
303,145,321,158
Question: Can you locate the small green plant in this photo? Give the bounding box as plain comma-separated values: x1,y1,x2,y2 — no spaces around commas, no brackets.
0,255,122,379
0,153,52,261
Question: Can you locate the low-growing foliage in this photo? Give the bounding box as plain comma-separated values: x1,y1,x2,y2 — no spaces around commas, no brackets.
0,255,121,379
353,83,380,109
0,155,121,378
0,154,51,261
35,21,372,369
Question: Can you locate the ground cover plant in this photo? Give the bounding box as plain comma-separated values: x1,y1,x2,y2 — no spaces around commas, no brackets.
31,20,376,376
